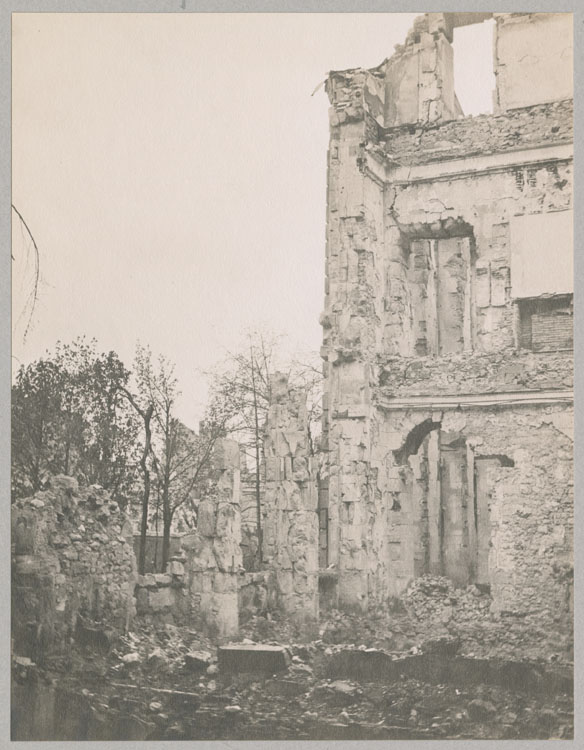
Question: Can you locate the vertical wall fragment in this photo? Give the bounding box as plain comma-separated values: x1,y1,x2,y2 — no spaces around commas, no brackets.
181,439,242,638
262,373,319,621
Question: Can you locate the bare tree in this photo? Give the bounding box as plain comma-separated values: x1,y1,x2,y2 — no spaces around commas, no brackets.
134,344,231,571
208,330,323,564
11,204,40,344
208,330,281,563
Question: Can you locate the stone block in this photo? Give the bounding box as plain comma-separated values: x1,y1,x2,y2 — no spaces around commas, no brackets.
218,644,290,674
203,592,238,637
167,560,185,577
184,650,212,672
137,574,156,588
189,571,213,594
301,484,318,511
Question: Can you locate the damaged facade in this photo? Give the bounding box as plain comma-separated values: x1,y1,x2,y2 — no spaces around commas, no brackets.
318,10,573,644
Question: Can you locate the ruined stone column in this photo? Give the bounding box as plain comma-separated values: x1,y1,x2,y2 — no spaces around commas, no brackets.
182,439,242,638
262,373,319,622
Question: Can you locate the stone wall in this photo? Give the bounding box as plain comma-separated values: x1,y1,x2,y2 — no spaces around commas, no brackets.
134,551,189,625
375,405,573,651
320,10,573,641
262,373,319,622
133,440,242,636
12,476,137,659
180,439,242,638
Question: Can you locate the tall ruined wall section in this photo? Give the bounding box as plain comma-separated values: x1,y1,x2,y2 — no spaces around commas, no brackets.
180,439,242,637
321,10,573,629
322,67,388,610
12,476,137,659
262,373,319,621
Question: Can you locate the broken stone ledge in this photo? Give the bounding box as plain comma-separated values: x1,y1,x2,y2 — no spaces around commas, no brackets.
325,648,572,698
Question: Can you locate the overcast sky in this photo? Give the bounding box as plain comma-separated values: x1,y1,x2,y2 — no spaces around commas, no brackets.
12,12,494,428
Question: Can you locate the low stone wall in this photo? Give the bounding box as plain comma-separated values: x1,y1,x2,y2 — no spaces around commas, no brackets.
134,552,189,625
12,476,137,659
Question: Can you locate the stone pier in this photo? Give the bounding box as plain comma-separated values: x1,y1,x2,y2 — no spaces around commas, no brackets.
262,373,319,622
181,439,242,638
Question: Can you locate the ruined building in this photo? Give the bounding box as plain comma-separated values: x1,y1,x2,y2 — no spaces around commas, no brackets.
318,11,573,630
11,14,574,666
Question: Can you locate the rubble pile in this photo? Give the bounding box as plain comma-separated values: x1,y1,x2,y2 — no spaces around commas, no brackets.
11,618,573,741
403,576,573,663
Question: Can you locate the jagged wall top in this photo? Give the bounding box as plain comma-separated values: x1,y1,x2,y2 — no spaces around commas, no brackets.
326,12,573,129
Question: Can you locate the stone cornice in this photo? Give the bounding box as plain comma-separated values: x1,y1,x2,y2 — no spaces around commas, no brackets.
377,389,573,411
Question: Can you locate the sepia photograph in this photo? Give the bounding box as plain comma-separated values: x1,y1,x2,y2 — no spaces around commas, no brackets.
10,8,574,741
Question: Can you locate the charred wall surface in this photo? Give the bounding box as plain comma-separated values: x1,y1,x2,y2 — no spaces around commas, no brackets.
320,10,573,650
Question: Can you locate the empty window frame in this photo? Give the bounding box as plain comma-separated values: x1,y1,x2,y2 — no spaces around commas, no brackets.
407,237,473,356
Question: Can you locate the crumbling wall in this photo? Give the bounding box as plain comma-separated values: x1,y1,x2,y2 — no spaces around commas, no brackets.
383,13,461,126
373,405,573,655
385,158,572,357
262,373,319,621
378,350,573,397
133,439,243,634
12,476,137,659
321,66,389,612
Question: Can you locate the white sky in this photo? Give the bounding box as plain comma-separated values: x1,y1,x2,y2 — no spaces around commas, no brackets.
12,12,494,428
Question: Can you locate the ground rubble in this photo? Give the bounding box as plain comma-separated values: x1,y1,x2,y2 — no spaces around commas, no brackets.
12,580,574,741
